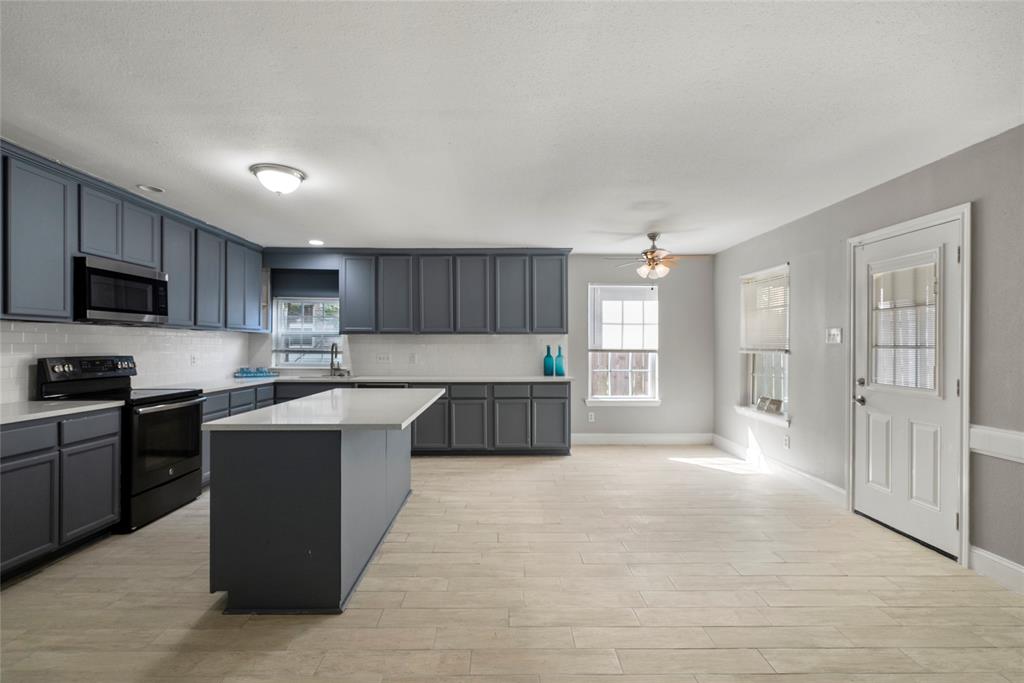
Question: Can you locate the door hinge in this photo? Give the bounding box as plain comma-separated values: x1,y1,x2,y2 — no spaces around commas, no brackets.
957,246,961,263
956,379,960,397
955,512,960,531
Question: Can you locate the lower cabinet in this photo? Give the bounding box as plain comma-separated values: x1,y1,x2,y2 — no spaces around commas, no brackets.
450,399,489,450
412,398,449,450
59,436,120,544
494,398,531,450
1,450,60,574
532,398,570,449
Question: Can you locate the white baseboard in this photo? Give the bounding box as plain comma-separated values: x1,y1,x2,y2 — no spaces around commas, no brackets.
970,424,1024,465
970,546,1024,593
712,433,846,507
571,432,712,446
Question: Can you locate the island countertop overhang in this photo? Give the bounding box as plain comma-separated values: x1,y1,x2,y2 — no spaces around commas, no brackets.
202,387,444,432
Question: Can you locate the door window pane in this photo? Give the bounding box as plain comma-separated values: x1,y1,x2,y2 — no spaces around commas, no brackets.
871,261,937,390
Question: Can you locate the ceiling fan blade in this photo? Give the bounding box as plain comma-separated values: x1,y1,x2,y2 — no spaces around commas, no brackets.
602,256,641,261
615,262,641,269
653,249,672,258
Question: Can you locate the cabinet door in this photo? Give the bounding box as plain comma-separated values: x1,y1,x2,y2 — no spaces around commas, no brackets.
121,202,161,268
494,255,530,333
418,255,453,333
494,398,531,449
79,186,121,259
1,450,59,573
195,230,225,328
340,255,376,332
450,399,489,450
225,241,246,329
531,254,567,333
532,398,570,449
377,255,414,333
455,255,491,333
59,436,120,544
412,399,449,450
162,218,195,327
244,246,262,329
5,158,75,319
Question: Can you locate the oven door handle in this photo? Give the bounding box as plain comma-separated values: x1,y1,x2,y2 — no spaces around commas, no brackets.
133,396,207,415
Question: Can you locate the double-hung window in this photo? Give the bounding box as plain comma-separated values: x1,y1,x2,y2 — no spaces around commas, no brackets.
587,284,659,404
740,265,790,415
271,297,342,368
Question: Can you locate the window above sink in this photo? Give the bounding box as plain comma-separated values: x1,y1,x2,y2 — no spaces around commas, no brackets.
271,297,345,369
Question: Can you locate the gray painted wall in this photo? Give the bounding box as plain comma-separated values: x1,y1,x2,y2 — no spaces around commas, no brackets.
713,125,1023,562
568,254,715,436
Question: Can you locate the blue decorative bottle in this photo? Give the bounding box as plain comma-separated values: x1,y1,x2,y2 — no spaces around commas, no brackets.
543,345,554,376
555,345,565,377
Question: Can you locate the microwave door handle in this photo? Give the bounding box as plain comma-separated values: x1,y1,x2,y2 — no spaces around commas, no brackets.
133,396,207,416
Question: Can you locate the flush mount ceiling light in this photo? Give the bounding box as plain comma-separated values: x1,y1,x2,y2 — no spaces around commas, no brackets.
249,163,306,195
136,184,165,193
308,239,324,246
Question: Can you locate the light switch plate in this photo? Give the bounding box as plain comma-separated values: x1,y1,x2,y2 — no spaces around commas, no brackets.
825,327,843,344
375,353,391,363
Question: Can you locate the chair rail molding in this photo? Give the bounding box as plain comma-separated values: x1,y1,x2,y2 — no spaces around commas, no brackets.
969,424,1024,465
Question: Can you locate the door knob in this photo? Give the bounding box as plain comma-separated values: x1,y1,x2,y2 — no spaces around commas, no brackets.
853,395,866,406
856,377,866,386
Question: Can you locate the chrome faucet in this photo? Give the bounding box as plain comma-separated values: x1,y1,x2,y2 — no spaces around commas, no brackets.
329,342,340,376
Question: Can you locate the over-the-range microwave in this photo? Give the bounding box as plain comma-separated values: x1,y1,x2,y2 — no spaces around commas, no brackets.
74,255,169,325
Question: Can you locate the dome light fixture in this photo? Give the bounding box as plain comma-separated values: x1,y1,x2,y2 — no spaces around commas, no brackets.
136,184,165,193
249,163,306,195
308,239,324,246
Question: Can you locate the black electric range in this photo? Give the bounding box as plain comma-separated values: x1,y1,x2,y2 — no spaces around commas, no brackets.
37,355,206,530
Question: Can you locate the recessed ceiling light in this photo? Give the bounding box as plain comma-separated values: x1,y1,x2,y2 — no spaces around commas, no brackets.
249,163,306,195
136,184,165,193
308,239,325,246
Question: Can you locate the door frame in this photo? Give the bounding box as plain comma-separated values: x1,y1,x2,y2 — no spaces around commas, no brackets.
845,203,972,565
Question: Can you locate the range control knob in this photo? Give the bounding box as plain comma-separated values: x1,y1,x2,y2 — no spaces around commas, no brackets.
63,363,73,372
52,364,64,373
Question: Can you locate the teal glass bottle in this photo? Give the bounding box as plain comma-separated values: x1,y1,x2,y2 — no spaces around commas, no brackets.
555,345,565,376
543,345,554,376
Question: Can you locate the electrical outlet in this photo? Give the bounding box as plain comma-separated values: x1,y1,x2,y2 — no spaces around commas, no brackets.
375,353,391,363
409,353,419,365
783,434,791,449
587,412,596,423
190,354,198,367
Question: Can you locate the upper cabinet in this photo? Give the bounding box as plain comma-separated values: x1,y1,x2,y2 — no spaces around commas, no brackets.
494,255,531,334
4,158,75,320
226,241,263,331
418,255,454,333
79,188,161,268
339,255,376,333
194,230,225,328
531,254,567,334
454,255,491,333
161,218,195,327
377,255,414,333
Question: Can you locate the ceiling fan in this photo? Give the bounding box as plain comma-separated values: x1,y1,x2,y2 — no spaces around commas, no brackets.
605,231,684,279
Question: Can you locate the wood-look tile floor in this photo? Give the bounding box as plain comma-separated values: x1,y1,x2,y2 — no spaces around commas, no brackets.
2,445,1022,682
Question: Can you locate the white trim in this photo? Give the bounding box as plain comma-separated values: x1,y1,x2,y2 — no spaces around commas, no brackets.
712,434,846,507
970,424,1024,465
733,405,790,428
740,262,790,281
969,546,1024,593
845,203,972,565
572,432,712,446
585,399,661,408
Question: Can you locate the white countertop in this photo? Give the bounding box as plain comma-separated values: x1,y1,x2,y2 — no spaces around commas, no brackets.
0,400,125,426
202,388,445,432
147,374,572,395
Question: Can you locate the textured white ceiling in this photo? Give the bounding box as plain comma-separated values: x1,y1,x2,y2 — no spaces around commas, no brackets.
2,2,1022,253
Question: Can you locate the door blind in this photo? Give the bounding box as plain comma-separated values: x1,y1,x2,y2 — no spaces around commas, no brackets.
740,266,790,352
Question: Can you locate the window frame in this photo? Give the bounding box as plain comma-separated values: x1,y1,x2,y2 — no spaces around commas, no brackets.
739,264,791,419
271,296,343,368
586,284,660,406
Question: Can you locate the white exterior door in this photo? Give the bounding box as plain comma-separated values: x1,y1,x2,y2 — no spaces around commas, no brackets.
852,213,964,557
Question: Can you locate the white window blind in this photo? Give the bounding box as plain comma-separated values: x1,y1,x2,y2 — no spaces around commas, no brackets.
740,266,790,352
588,285,658,351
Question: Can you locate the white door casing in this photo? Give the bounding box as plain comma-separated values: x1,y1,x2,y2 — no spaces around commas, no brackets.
850,207,968,559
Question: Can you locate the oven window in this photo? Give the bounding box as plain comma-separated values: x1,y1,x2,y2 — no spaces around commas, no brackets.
135,404,201,473
89,273,155,313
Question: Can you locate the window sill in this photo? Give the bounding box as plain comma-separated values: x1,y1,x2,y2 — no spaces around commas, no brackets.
734,405,790,427
586,399,662,408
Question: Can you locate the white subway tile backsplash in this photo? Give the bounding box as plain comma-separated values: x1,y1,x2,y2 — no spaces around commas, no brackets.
0,322,255,403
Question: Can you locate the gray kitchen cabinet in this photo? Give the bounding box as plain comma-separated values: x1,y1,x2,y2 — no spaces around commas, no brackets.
412,398,449,450
256,385,274,409
195,230,225,328
274,382,346,402
418,255,453,333
225,241,246,329
121,202,161,268
455,255,491,333
4,157,75,320
450,399,489,450
59,436,120,544
1,449,60,574
244,246,262,330
531,254,567,333
162,218,195,327
340,255,376,333
494,255,530,333
532,398,570,449
494,398,531,450
79,185,121,259
377,255,414,333
229,388,256,414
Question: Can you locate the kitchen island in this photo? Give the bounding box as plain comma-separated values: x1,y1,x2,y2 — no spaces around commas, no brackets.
203,387,443,613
